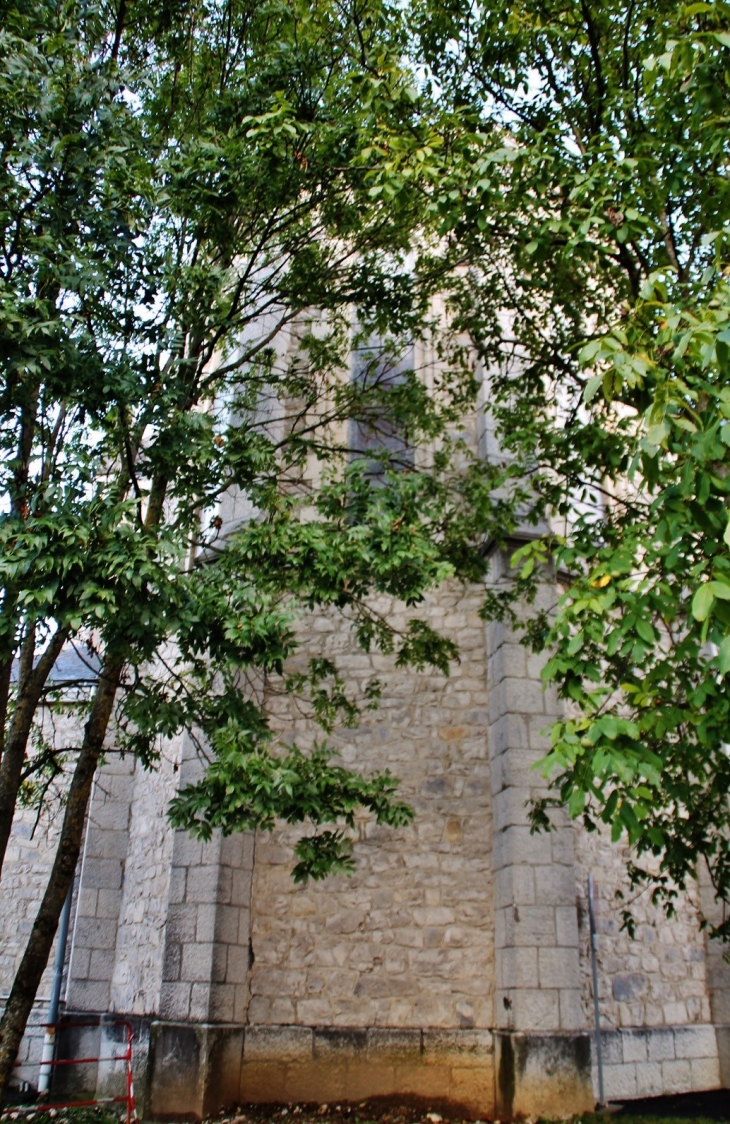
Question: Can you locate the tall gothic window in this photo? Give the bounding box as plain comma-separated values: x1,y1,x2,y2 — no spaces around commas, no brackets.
348,334,415,478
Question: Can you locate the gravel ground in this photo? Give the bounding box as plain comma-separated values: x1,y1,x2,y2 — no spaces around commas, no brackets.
208,1090,730,1124
2,1089,728,1124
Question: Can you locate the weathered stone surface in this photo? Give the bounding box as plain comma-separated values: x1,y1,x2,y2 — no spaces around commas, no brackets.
247,586,495,1032
2,476,729,1116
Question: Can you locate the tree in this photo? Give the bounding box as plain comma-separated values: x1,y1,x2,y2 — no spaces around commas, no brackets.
0,0,509,1099
411,0,730,937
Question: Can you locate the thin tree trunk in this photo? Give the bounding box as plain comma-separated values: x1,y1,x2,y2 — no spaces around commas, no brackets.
0,660,121,1105
0,627,70,879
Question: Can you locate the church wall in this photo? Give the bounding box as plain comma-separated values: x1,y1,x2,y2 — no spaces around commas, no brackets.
2,575,729,1117
574,799,723,1099
249,583,495,1032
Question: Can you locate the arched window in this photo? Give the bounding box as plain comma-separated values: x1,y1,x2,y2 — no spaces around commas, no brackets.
348,334,415,478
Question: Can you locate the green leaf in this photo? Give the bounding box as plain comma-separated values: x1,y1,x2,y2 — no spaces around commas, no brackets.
692,584,715,621
717,635,730,675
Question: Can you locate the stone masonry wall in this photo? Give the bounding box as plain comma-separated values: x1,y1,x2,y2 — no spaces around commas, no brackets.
248,583,495,1032
574,826,711,1032
574,822,722,1099
0,708,80,1001
109,742,180,1014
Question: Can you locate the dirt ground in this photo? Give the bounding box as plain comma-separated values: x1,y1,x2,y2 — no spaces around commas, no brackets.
2,1090,729,1124
209,1090,730,1124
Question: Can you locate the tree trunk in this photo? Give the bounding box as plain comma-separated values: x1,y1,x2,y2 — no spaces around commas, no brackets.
0,660,121,1105
0,627,69,879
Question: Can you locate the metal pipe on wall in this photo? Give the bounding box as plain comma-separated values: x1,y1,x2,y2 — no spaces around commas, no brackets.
37,881,73,1096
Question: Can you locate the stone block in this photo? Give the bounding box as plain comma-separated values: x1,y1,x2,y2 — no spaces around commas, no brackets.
690,1055,720,1090
533,863,577,907
172,832,203,867
367,1028,422,1059
95,888,123,920
496,1032,593,1119
510,988,560,1032
555,905,580,948
493,825,553,872
66,979,110,1012
634,1060,664,1097
559,989,583,1031
662,1057,692,1093
166,904,198,945
162,942,181,982
488,643,526,683
603,1062,637,1100
511,905,557,946
158,981,191,1020
216,866,233,904
181,943,214,984
422,1028,494,1067
215,904,241,945
500,676,546,716
74,916,118,950
598,1031,622,1066
612,972,646,1002
190,982,213,1021
287,1062,352,1104
77,888,98,917
194,904,217,943
209,983,236,1023
538,946,578,990
313,1026,367,1059
244,1026,313,1064
673,1024,718,1060
168,867,187,905
492,787,533,833
212,943,228,984
226,944,249,985
69,945,91,981
186,865,220,905
499,946,538,990
98,829,130,861
231,869,253,909
202,1026,245,1115
488,713,530,759
550,829,576,865
53,1021,101,1098
621,1031,649,1065
147,1021,204,1119
81,858,123,891
647,1029,675,1061
89,948,115,981
449,1063,496,1115
663,1000,689,1024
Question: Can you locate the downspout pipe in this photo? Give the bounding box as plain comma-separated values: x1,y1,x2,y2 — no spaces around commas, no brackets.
37,881,73,1097
588,872,605,1107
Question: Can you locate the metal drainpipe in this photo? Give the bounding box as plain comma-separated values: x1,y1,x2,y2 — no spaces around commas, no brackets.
587,872,605,1107
37,882,73,1097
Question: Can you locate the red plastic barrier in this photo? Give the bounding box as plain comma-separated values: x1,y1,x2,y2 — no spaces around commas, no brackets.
5,1019,138,1124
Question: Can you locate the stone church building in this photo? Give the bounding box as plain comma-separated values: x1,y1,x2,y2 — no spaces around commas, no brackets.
1,333,729,1119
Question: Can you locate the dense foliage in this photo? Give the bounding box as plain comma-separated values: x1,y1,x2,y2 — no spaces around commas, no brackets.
0,0,514,1095
411,0,730,937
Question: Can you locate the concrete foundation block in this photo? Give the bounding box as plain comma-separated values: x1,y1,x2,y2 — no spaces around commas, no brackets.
495,1031,594,1119
244,1025,313,1064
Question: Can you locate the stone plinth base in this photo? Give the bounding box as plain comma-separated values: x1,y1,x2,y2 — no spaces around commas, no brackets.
144,1023,599,1120
495,1033,593,1119
42,1017,726,1120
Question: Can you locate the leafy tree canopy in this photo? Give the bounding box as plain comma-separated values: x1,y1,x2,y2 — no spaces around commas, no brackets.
409,0,730,938
0,0,520,1094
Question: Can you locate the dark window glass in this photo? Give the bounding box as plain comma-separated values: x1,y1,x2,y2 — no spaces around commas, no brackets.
348,335,414,477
